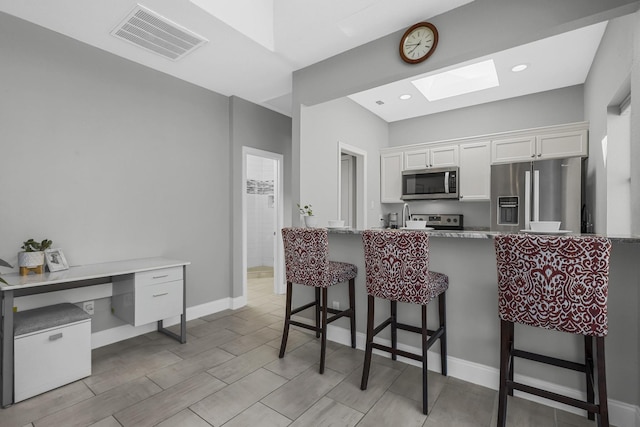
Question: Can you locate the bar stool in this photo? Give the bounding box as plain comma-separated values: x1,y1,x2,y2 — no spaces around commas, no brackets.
360,229,448,415
279,227,357,374
494,234,612,427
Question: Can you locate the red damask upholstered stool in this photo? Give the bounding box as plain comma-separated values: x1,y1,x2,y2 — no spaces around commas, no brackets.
494,234,612,427
279,227,357,374
360,229,448,415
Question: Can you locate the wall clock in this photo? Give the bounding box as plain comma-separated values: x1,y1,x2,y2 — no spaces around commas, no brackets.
399,22,439,64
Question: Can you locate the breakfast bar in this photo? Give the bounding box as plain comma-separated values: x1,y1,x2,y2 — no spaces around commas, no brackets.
294,228,640,420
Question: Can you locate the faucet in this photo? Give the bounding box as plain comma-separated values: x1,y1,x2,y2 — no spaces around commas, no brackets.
402,203,411,228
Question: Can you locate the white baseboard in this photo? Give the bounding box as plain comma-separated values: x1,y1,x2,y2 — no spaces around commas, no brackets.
327,323,639,427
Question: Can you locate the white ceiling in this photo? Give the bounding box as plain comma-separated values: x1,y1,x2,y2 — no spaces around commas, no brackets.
348,22,608,122
0,0,473,117
0,1,609,121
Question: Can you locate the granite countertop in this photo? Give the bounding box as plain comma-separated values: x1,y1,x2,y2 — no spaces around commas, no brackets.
327,227,640,243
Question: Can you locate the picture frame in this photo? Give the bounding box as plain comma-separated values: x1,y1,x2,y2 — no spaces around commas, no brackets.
45,248,69,272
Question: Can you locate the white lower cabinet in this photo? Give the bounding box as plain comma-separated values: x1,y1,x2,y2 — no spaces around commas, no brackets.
14,319,91,402
112,266,184,326
459,141,491,201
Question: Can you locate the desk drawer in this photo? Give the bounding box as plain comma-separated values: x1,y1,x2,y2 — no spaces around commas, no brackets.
136,266,183,287
134,280,183,326
14,320,91,402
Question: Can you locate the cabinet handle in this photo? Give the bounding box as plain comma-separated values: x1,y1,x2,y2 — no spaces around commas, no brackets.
531,154,535,158
153,292,169,297
152,274,169,279
49,333,63,341
537,153,542,157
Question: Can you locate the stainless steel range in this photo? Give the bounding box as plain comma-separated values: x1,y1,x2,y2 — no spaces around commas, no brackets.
411,214,464,230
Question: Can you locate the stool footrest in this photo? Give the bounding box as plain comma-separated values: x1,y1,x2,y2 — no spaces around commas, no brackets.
289,319,320,334
513,349,586,373
371,343,422,363
326,308,354,324
290,301,317,316
509,380,600,414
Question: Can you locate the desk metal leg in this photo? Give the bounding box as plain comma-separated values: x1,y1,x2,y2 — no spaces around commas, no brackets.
1,290,14,407
157,265,187,344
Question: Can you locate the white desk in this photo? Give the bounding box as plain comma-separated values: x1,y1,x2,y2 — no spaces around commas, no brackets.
0,257,190,407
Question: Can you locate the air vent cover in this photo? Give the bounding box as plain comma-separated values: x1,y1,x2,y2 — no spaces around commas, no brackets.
111,5,208,61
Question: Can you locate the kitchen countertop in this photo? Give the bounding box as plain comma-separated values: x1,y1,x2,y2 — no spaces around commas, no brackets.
327,227,640,244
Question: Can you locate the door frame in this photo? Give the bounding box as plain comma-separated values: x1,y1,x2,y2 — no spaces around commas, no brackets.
337,141,367,229
242,147,285,297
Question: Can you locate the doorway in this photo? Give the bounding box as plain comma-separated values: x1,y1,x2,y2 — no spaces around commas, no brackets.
605,93,631,235
338,142,367,229
242,147,284,303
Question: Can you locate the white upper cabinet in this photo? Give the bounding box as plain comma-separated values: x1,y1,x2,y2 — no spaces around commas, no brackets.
536,129,588,159
491,123,588,164
459,141,490,201
380,150,404,203
381,122,588,204
404,147,430,169
431,145,459,167
404,145,459,170
491,135,536,164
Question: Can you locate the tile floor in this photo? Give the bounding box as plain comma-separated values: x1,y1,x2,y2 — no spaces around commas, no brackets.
1,277,604,427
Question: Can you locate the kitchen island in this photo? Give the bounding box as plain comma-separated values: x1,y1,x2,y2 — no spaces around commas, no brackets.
293,228,640,425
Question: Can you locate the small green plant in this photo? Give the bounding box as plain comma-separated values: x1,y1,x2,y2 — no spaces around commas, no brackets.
297,203,313,216
21,238,53,252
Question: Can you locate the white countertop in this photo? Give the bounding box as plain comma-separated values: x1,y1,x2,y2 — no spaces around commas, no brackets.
0,257,190,291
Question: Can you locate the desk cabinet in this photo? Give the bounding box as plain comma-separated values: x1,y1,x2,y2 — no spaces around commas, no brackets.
112,266,184,326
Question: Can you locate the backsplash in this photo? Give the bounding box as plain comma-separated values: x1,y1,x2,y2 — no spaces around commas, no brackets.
381,200,490,228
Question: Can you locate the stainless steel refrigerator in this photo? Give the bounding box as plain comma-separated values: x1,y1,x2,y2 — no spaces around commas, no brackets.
490,157,583,232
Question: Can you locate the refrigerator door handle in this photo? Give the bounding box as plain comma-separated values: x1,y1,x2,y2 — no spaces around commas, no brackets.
444,171,450,194
524,171,531,229
533,170,540,222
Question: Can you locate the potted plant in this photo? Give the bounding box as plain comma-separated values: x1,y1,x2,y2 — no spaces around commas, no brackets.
18,238,53,270
297,203,317,228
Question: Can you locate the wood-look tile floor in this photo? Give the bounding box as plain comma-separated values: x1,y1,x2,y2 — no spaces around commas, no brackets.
2,277,604,427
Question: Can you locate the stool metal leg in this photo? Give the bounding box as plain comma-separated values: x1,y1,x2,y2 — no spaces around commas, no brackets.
361,295,375,390
498,319,514,427
438,292,447,376
319,287,328,374
422,304,429,415
596,336,609,427
585,335,595,421
315,287,321,338
349,278,356,348
391,300,398,361
279,282,293,358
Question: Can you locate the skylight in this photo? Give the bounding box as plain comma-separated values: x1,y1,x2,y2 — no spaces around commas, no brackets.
411,59,500,101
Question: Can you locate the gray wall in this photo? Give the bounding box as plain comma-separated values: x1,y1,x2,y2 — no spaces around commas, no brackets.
0,13,287,331
389,85,584,146
230,96,292,299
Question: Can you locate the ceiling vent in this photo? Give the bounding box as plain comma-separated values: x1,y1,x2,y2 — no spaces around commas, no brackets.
111,5,208,61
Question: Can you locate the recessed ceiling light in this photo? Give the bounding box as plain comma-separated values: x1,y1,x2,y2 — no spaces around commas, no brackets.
399,94,412,100
511,64,528,72
411,59,500,101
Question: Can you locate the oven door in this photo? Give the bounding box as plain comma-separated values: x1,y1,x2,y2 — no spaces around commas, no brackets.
401,167,458,200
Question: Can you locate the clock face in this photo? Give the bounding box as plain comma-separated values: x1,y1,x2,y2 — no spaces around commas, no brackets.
400,22,438,64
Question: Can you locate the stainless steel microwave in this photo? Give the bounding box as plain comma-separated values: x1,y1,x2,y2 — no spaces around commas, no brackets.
401,166,459,200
